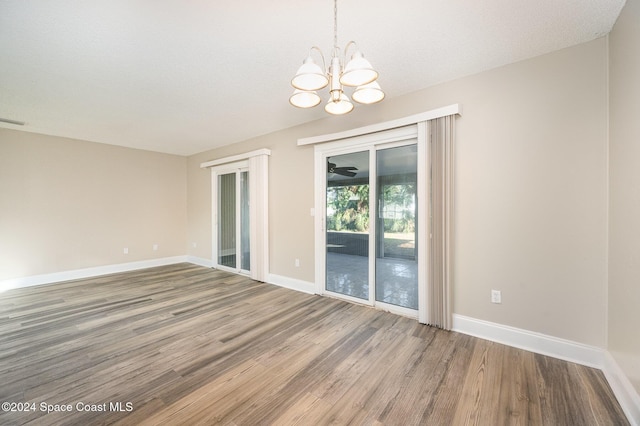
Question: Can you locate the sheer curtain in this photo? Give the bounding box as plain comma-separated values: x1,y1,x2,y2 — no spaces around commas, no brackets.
428,115,455,329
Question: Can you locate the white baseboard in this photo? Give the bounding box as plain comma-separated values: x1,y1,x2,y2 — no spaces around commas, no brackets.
0,256,189,292
452,314,605,368
452,314,640,425
267,273,315,294
186,256,214,268
603,352,640,426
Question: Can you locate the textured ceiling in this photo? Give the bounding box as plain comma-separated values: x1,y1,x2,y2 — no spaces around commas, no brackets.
0,0,626,156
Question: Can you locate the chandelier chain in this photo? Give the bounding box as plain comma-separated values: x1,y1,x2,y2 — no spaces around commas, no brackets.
333,0,338,50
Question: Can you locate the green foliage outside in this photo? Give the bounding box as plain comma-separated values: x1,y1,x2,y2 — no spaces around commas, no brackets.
327,185,370,232
381,183,415,233
327,183,415,234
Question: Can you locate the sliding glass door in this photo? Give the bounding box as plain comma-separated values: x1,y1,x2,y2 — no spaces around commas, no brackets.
205,149,270,282
216,168,250,274
324,141,418,314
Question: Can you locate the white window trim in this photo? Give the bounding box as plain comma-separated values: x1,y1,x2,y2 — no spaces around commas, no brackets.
200,148,271,168
297,104,460,146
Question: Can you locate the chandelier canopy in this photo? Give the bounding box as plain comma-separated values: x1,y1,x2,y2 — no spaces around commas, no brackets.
289,0,384,115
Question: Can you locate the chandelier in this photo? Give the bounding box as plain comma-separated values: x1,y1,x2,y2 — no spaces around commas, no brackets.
289,0,384,115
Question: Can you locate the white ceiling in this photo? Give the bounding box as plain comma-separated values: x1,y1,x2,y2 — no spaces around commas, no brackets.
0,0,625,156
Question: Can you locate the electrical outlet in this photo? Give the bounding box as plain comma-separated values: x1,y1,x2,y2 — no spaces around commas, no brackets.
153,244,158,251
491,289,501,304
123,247,129,254
295,258,300,267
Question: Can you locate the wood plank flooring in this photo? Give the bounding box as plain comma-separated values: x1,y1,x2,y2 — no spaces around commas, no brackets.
0,263,629,425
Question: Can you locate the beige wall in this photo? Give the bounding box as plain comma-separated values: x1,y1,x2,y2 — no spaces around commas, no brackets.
1,11,634,400
0,129,187,280
188,37,609,348
609,0,640,393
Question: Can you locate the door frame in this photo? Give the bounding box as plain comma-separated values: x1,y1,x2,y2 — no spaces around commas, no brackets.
211,161,250,275
201,149,270,282
314,125,429,321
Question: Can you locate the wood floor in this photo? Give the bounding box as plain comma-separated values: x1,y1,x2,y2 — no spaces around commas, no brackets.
0,263,628,425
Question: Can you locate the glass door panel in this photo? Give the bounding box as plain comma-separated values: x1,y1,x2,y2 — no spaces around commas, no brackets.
218,173,236,268
375,144,418,309
240,171,250,272
217,169,250,273
325,151,370,300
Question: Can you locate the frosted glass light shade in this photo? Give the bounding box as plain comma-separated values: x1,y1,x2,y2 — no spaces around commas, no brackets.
324,92,354,115
291,57,329,91
340,51,378,87
289,90,321,108
352,81,385,104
